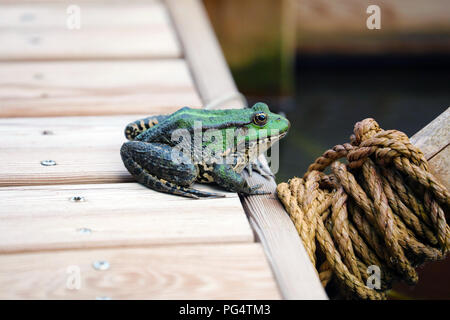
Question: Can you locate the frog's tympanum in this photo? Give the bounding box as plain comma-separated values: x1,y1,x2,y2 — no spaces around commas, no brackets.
120,103,290,198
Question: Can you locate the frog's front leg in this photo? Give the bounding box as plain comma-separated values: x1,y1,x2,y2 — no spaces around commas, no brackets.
211,163,270,195
245,157,274,179
120,141,223,199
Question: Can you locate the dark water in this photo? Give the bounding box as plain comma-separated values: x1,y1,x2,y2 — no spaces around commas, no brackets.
247,53,450,299
250,54,449,183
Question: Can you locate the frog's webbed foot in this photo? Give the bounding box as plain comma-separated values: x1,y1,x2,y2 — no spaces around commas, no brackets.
245,158,274,180
246,184,271,195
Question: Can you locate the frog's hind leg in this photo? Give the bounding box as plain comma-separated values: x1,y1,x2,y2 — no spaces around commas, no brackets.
120,141,224,199
132,167,222,199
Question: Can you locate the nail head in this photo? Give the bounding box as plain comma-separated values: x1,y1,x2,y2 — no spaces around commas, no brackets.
77,227,92,234
40,160,56,166
70,196,85,202
93,261,110,271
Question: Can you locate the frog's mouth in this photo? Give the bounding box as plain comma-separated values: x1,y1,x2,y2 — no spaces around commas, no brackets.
246,131,286,156
265,131,287,144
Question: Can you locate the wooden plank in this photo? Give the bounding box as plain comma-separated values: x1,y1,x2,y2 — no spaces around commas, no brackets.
0,183,252,253
0,148,128,186
410,107,449,160
411,108,450,190
0,115,130,186
0,243,281,299
165,0,242,108
0,115,191,186
297,0,450,53
0,60,201,117
428,146,450,191
166,0,327,300
0,115,137,149
298,0,450,34
0,0,181,60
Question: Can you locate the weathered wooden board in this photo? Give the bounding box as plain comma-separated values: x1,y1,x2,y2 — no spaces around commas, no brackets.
297,0,450,53
0,115,136,149
0,60,201,117
428,146,449,191
0,0,181,60
411,107,450,190
410,107,449,160
0,148,128,186
0,115,159,186
0,183,252,253
166,0,242,108
0,243,281,299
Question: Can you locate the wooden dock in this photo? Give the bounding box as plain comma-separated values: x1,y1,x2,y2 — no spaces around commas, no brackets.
0,0,448,300
0,0,330,300
0,0,286,299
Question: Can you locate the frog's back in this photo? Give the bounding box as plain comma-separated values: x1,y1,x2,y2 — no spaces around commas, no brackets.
169,106,254,129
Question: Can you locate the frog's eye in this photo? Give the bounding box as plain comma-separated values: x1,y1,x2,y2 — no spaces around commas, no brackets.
253,112,268,126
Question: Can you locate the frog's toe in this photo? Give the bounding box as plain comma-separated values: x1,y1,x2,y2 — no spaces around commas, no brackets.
240,184,271,195
246,159,274,179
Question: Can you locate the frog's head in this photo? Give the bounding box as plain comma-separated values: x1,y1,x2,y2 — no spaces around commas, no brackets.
230,102,290,168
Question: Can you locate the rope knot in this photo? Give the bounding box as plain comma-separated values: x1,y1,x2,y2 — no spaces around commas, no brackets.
277,118,449,300
351,118,382,145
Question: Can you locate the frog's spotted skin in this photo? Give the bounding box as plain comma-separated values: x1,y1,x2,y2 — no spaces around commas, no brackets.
120,103,290,198
125,115,168,140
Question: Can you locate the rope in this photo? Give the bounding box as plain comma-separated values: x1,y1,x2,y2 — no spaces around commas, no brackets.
276,118,449,300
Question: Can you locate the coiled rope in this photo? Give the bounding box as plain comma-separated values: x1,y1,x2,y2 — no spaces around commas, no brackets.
276,118,449,299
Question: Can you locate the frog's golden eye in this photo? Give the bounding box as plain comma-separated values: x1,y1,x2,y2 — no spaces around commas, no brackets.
253,112,268,126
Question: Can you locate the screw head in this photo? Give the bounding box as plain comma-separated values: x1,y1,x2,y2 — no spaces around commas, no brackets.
77,227,92,235
70,196,85,202
40,160,56,166
92,261,110,271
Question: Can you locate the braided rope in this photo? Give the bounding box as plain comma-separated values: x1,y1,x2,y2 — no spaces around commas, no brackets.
276,118,449,300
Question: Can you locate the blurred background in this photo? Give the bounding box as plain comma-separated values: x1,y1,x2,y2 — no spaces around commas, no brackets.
204,0,450,299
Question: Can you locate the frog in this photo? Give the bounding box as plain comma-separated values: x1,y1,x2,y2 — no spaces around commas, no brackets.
120,102,290,199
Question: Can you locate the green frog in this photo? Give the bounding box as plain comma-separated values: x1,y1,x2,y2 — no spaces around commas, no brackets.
120,102,290,198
